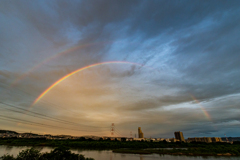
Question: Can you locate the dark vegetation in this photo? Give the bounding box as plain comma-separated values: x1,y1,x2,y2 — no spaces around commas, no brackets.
113,147,240,156
1,138,240,156
0,146,94,160
0,131,18,134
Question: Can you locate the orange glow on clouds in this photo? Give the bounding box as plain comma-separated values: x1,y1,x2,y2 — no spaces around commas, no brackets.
32,61,152,107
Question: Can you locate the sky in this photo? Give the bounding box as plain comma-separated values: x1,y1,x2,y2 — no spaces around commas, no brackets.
0,0,240,138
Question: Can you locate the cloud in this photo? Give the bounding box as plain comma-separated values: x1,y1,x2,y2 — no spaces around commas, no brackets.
0,0,240,136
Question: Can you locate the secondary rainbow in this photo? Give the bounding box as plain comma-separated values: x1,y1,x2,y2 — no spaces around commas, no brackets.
11,41,114,86
12,41,138,86
11,43,94,86
32,61,152,107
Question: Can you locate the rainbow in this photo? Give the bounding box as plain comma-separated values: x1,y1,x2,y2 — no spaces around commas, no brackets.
32,61,152,107
11,42,108,86
190,95,212,121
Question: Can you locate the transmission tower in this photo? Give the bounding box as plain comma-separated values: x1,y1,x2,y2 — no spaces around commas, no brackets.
111,123,115,137
224,134,229,142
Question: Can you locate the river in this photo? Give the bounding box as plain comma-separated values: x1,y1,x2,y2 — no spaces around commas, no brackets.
0,145,238,160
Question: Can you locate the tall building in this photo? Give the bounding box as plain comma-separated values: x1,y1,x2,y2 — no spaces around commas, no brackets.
174,131,185,142
211,137,223,142
138,127,144,138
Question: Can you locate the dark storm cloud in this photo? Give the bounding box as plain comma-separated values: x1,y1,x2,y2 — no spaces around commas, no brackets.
162,6,240,100
0,0,139,58
1,0,240,71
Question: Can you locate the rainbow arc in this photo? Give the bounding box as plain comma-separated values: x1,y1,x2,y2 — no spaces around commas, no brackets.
32,61,152,107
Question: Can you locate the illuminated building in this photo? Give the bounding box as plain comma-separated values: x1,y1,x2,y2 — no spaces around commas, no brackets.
211,137,223,142
138,127,144,138
174,131,185,142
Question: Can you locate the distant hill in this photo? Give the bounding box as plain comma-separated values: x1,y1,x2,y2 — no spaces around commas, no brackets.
0,130,19,134
22,133,39,136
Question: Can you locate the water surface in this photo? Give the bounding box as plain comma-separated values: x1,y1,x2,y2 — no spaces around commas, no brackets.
0,145,238,160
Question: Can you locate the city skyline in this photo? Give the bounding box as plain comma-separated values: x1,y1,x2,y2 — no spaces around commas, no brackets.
0,0,240,138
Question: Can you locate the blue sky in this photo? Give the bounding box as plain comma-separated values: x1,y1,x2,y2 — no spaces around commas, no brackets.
0,0,240,138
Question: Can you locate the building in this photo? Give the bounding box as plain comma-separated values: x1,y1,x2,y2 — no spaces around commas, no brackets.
169,138,179,142
133,138,145,141
138,127,144,138
187,137,222,143
188,137,212,143
174,131,185,142
155,138,165,141
211,137,223,142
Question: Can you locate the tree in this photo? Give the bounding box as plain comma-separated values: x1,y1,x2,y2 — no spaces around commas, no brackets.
16,148,41,160
0,154,15,160
1,147,95,160
78,137,86,141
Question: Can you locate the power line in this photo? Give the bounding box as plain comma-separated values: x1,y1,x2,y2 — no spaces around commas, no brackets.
115,128,125,137
0,101,105,128
114,130,123,137
0,107,85,127
0,101,101,128
109,123,124,137
0,115,104,132
0,82,110,134
2,85,81,116
0,82,82,117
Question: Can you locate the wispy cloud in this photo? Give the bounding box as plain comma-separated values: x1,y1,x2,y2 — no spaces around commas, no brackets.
0,0,240,137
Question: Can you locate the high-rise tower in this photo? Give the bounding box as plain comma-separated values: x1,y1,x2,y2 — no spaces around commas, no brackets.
138,127,144,138
174,131,185,142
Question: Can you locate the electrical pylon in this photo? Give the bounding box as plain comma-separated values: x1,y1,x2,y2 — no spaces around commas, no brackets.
111,123,115,136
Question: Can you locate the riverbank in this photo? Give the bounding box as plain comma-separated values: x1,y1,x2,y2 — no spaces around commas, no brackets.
1,138,240,156
3,145,240,160
112,149,237,156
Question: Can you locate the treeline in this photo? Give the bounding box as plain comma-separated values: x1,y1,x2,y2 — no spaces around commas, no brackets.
1,138,240,151
0,146,94,160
